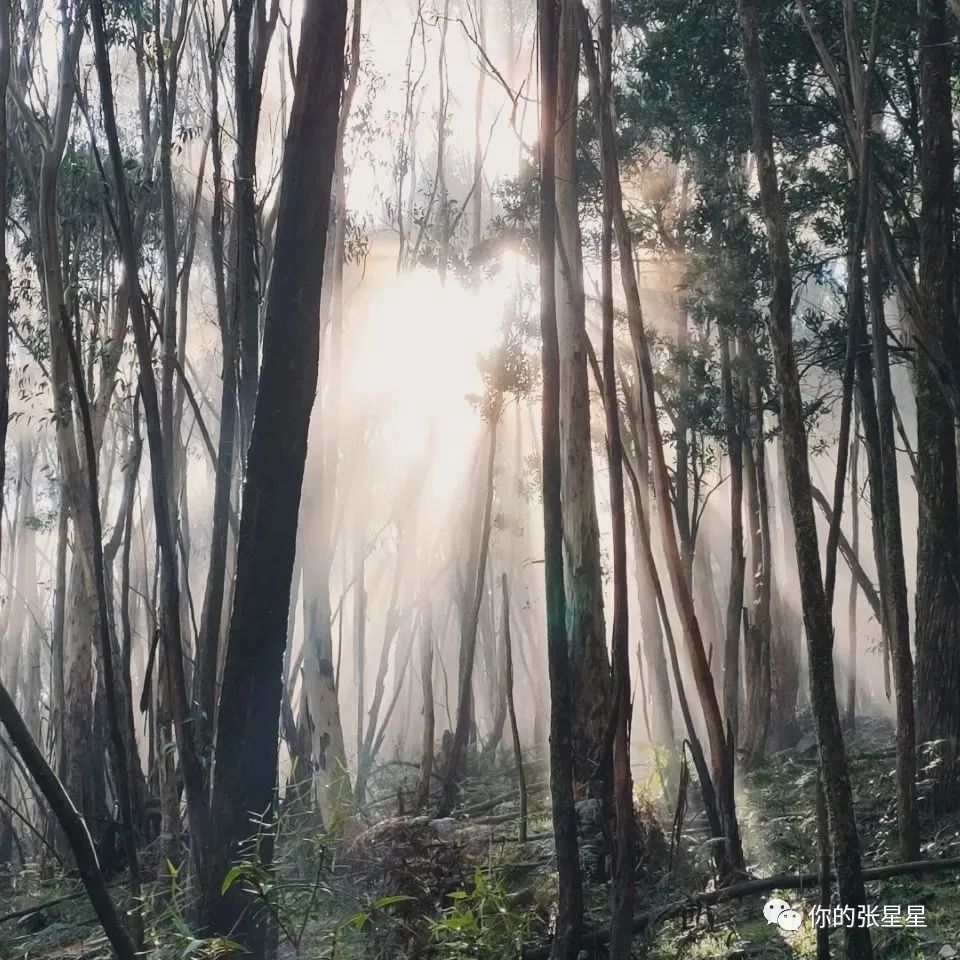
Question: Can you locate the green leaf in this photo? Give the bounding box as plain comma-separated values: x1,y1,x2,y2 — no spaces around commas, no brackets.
220,865,244,894
371,894,415,910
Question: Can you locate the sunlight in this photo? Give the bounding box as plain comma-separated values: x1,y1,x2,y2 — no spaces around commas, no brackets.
344,256,521,509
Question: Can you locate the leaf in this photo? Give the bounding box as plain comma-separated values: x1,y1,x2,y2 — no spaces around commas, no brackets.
371,894,416,910
221,865,244,894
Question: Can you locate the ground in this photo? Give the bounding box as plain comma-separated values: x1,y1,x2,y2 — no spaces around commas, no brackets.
2,713,959,959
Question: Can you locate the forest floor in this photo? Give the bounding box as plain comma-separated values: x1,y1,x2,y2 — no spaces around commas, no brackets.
2,714,960,959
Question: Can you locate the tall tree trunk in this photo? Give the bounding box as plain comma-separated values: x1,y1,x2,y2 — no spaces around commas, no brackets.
539,0,583,953
595,0,634,945
555,0,611,801
416,604,435,811
501,575,528,843
720,331,744,744
200,1,347,948
235,0,260,461
623,374,673,745
846,419,860,730
914,0,960,813
196,23,238,756
441,410,500,813
577,2,742,876
738,3,873,955
90,0,207,865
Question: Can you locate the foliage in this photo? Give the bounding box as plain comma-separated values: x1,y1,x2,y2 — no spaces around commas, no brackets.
428,867,539,960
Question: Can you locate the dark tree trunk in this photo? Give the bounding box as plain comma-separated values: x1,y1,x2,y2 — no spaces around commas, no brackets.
737,3,873,956
914,0,960,813
441,410,500,813
539,1,583,954
720,331,744,744
501,575,528,844
416,604,435,811
196,26,238,755
199,0,347,950
0,682,137,960
90,0,207,869
595,0,634,947
846,420,860,730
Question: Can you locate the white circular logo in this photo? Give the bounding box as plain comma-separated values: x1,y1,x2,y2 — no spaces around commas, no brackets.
764,897,803,931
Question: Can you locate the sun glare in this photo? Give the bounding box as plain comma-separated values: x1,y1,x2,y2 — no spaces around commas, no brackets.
344,259,522,509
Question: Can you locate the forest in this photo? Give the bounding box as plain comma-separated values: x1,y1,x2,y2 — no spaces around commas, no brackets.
0,0,959,957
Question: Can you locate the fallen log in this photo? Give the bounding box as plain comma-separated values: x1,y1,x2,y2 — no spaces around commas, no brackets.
522,856,960,959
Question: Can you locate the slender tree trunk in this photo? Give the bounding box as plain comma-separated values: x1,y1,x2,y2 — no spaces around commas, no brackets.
501,575,528,844
540,1,583,952
197,27,238,755
596,0,634,945
577,1,742,876
846,419,860,730
441,410,500,813
720,331,744,744
914,0,960,815
416,604,435,811
200,2,347,947
90,0,207,867
555,0,611,801
738,3,873,955
0,682,137,960
623,375,673,745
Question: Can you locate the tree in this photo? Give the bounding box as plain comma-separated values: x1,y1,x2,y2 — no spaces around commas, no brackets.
914,0,960,813
737,2,873,956
200,0,348,949
539,1,583,955
555,0,611,802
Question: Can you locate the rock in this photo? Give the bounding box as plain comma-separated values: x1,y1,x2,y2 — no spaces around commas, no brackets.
430,817,458,842
938,946,958,959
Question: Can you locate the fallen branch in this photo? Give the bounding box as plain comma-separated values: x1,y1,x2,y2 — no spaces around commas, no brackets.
452,780,547,818
522,856,960,959
0,680,137,960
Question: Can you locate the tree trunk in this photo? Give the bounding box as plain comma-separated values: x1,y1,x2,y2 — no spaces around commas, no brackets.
577,1,742,876
539,0,583,952
441,410,500,813
622,374,673,745
846,419,860,730
720,331,744,744
416,604,435,811
595,0,634,945
737,3,873,955
0,681,137,960
501,575,528,844
200,0,347,949
914,0,960,815
555,0,611,801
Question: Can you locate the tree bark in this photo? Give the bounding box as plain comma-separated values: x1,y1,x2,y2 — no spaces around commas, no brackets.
416,604,435,811
914,0,960,815
501,575,528,844
539,0,583,952
0,682,137,960
555,0,611,801
200,0,347,949
719,331,744,745
441,410,500,813
737,2,873,956
595,0,634,946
